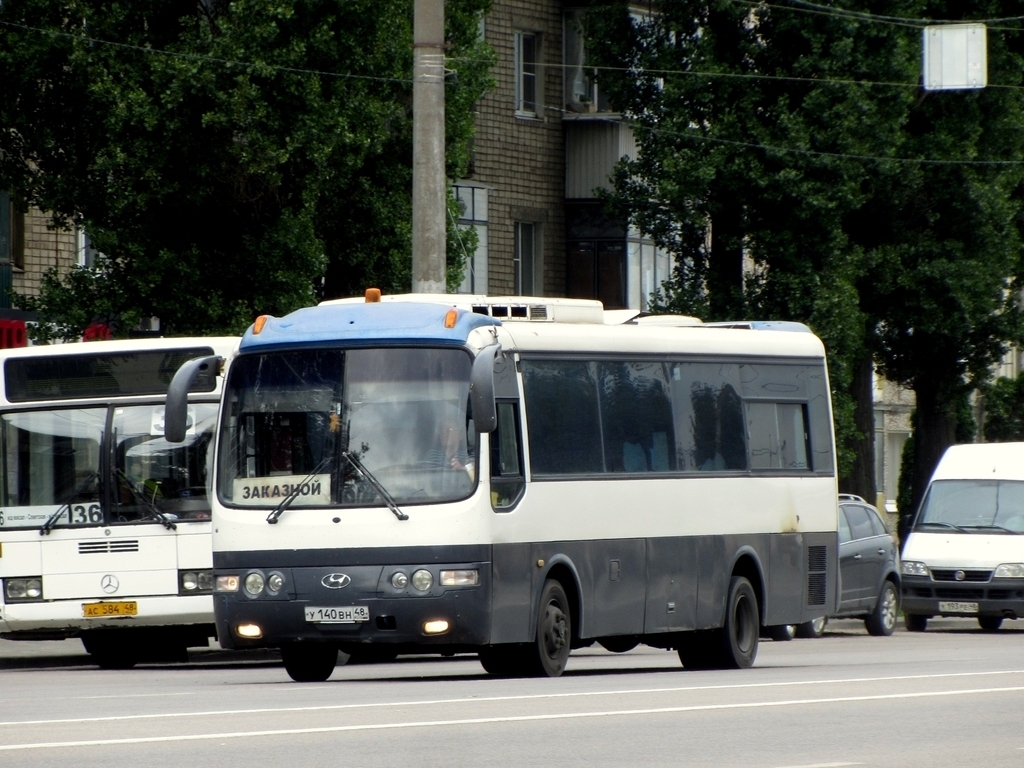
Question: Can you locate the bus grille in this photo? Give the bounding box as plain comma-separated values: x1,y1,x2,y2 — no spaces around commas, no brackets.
79,540,140,554
806,545,828,605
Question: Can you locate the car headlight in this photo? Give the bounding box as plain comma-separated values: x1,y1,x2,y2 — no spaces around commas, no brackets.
4,577,43,602
411,569,433,591
994,563,1024,578
244,571,265,596
901,561,929,577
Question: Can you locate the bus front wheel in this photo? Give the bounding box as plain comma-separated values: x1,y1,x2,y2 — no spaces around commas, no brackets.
529,579,572,677
281,643,338,682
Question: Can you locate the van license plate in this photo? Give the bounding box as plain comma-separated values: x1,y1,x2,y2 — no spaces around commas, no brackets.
305,606,369,624
939,601,978,614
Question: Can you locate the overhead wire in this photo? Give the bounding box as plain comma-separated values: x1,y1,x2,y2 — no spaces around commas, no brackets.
0,19,413,85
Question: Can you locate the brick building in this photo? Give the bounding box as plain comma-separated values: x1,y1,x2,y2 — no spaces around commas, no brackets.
455,1,673,309
0,192,80,316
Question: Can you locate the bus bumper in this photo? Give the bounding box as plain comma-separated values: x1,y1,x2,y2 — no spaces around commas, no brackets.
0,594,215,639
214,563,491,651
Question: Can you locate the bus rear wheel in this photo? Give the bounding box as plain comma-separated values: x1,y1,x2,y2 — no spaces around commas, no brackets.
281,643,338,682
528,579,572,677
715,576,759,669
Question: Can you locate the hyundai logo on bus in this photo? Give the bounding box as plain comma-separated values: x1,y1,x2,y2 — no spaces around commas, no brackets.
321,573,351,589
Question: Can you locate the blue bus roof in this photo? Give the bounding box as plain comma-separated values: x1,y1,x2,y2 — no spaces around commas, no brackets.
240,302,500,352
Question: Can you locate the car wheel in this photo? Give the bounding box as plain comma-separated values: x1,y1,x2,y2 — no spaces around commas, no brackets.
904,613,927,632
795,616,826,638
281,643,338,682
765,624,796,641
978,616,1003,632
865,581,899,636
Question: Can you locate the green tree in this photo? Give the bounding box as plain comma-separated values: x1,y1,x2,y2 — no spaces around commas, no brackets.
982,373,1024,441
588,1,1024,502
0,0,492,337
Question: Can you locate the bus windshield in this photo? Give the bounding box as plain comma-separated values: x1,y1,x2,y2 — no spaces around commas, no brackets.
0,403,218,529
916,479,1024,533
218,347,475,509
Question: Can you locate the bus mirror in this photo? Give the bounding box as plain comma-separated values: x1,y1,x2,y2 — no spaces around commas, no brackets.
470,345,499,433
165,355,223,443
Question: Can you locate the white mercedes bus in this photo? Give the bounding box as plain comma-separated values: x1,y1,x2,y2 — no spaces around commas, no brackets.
166,295,838,681
0,337,238,667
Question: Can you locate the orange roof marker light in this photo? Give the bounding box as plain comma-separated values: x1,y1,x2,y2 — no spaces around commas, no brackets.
253,315,271,335
365,288,382,303
444,308,459,329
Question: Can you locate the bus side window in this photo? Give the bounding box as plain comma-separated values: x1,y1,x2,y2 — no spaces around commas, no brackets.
491,401,525,510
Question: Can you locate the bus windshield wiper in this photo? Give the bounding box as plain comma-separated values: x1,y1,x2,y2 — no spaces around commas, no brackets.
916,521,969,533
40,471,100,536
341,450,408,521
115,469,176,531
266,455,333,525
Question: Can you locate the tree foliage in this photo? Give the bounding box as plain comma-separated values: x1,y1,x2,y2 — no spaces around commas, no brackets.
0,0,493,337
588,1,1024,497
982,373,1024,441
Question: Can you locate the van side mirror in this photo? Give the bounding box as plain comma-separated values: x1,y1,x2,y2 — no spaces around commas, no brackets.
165,356,223,443
470,345,499,433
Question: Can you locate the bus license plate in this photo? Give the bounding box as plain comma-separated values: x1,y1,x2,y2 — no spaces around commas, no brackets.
83,601,138,618
939,601,979,614
305,606,369,624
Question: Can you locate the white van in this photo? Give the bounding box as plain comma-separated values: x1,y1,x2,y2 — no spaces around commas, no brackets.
901,442,1024,632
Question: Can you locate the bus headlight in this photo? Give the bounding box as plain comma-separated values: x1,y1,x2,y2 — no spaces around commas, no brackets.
244,572,265,596
901,561,929,577
440,569,479,587
179,570,215,594
4,577,43,602
266,572,285,594
994,563,1024,578
411,569,433,591
391,571,409,589
215,575,240,592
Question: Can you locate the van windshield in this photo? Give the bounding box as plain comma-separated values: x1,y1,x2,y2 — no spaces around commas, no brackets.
916,480,1024,533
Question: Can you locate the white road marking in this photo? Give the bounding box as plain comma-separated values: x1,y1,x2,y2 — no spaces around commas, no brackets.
1,685,1024,751
773,763,863,768
0,669,1022,727
75,693,194,700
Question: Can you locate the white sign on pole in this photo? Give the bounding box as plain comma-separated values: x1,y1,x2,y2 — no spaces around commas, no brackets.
923,23,987,91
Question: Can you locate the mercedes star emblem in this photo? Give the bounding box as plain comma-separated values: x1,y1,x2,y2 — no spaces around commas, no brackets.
100,574,120,594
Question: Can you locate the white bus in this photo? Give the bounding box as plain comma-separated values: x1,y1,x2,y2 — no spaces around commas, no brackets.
166,295,838,682
0,336,238,668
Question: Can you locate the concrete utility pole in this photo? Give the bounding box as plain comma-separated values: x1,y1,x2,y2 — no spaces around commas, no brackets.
411,0,447,293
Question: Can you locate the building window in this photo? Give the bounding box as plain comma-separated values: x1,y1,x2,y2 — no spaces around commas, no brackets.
567,240,626,309
454,185,488,295
76,228,100,268
0,192,25,271
628,237,673,311
514,32,539,116
514,222,538,295
563,11,610,114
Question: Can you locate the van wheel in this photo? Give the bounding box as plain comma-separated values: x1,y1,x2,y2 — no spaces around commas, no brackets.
904,613,927,632
281,643,338,682
979,616,1003,632
765,624,796,641
714,576,759,669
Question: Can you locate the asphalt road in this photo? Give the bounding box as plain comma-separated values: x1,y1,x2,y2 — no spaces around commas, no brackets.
2,618,1023,767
